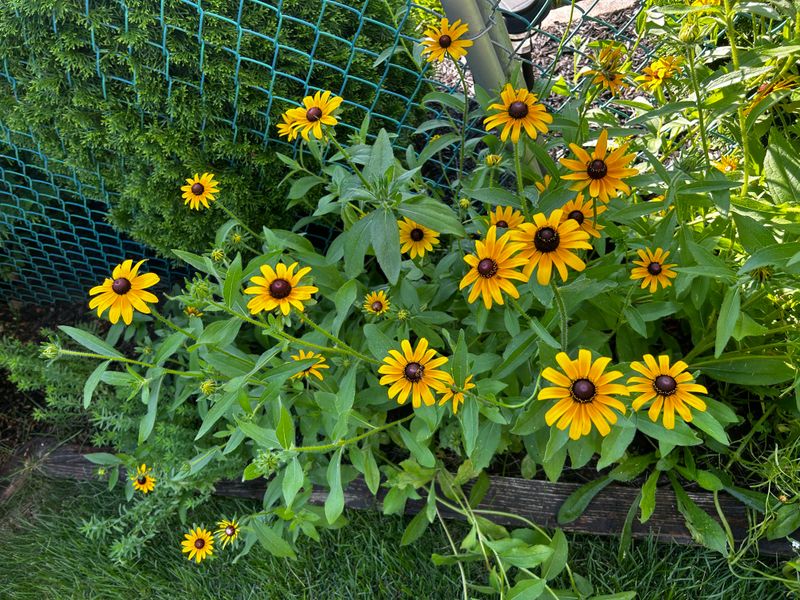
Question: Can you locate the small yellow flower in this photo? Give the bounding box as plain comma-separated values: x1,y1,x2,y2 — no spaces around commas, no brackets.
181,527,214,563
200,379,218,396
559,194,605,238
131,464,156,494
560,129,639,203
284,91,343,141
378,338,450,408
485,154,502,167
436,374,475,415
630,248,677,293
420,18,473,63
535,174,553,193
215,519,240,549
398,217,440,258
484,84,553,143
636,56,683,92
181,172,220,210
184,306,204,318
291,350,329,381
488,206,525,232
244,262,318,316
88,260,160,325
364,290,390,316
210,248,226,262
430,134,441,142
579,43,629,95
712,154,738,173
276,111,299,141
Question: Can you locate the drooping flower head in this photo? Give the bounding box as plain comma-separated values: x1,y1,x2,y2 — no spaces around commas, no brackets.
559,194,605,238
285,91,343,141
745,76,798,115
131,464,156,494
215,519,240,549
181,527,214,563
436,373,476,415
290,350,329,381
560,129,638,203
244,262,318,316
579,42,629,95
420,18,473,63
488,205,525,232
89,259,160,325
539,349,629,440
398,217,440,258
630,248,677,292
509,210,592,285
484,84,553,143
181,172,220,210
628,355,708,429
459,226,529,309
276,111,299,141
364,290,390,316
378,338,450,408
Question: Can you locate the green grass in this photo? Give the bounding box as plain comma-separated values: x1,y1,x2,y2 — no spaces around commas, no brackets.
0,477,790,599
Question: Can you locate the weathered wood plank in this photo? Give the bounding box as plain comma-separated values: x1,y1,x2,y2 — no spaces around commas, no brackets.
3,439,793,556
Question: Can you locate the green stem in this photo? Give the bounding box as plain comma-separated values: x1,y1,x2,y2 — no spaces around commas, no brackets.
150,307,197,341
513,143,532,221
713,490,737,551
217,202,260,240
451,55,470,194
296,312,379,365
724,404,775,469
293,413,413,453
550,280,568,351
327,134,372,190
55,348,203,378
686,45,711,169
435,505,469,600
721,0,751,196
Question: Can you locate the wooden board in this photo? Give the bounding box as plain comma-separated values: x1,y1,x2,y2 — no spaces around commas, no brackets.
1,438,793,556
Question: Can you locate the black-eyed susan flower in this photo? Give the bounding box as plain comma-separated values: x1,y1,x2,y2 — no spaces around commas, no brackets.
459,226,528,309
637,56,682,92
285,91,343,141
181,527,214,563
244,262,318,316
181,172,220,210
364,290,390,316
290,350,329,381
630,248,677,293
89,260,160,325
712,154,738,174
539,349,629,440
560,129,638,203
483,84,553,143
485,154,502,167
276,111,299,141
420,17,473,63
628,355,708,429
509,210,592,285
398,217,440,258
131,464,155,494
579,42,629,95
215,519,240,549
378,338,450,408
560,194,605,238
436,374,475,415
535,174,553,193
489,206,525,231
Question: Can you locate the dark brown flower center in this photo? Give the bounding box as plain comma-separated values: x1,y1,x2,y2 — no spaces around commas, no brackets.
477,258,498,278
495,220,509,229
191,182,205,196
533,227,559,252
647,262,662,275
438,34,452,48
508,101,529,119
112,278,131,295
371,301,383,313
587,159,608,180
570,378,596,403
194,538,206,549
409,228,424,242
567,210,585,224
306,106,323,122
269,278,292,299
137,476,147,485
404,362,424,382
653,375,677,396
225,525,236,537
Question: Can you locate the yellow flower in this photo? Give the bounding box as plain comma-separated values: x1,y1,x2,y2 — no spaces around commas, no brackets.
131,464,156,494
712,154,738,173
276,111,299,141
630,248,677,293
437,374,475,415
210,248,226,262
181,172,220,210
184,306,204,318
539,349,629,440
89,259,160,325
488,205,525,231
290,350,329,381
459,226,528,309
509,210,592,285
398,217,440,258
745,76,798,114
215,519,240,549
485,154,502,167
244,262,318,316
181,527,214,563
285,91,343,141
560,129,638,203
579,43,629,95
364,290,390,316
535,174,553,193
378,338,450,408
628,355,708,429
560,194,605,238
483,83,553,143
636,56,683,92
420,17,473,63
200,379,218,396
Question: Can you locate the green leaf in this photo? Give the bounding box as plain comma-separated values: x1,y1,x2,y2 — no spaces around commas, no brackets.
288,175,325,200
696,355,794,385
370,209,401,285
507,578,546,600
84,452,123,466
557,476,612,524
452,329,468,388
637,418,702,447
172,249,217,276
237,420,281,448
541,529,568,580
495,330,540,379
397,196,465,237
83,360,110,409
276,403,295,449
618,491,641,562
400,510,430,546
669,474,728,555
715,287,740,358
597,418,636,469
223,253,243,306
739,242,800,274
498,544,553,569
332,279,358,336
151,331,186,366
421,91,465,111
138,376,161,444
343,217,373,278
398,427,436,468
766,504,800,539
363,447,381,495
764,129,800,204
186,446,220,476
196,318,242,347
691,410,730,446
459,396,479,458
195,388,239,440
251,520,297,559
325,447,345,524
282,457,304,507
364,129,395,182
363,324,394,361
639,470,659,523
59,326,124,359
